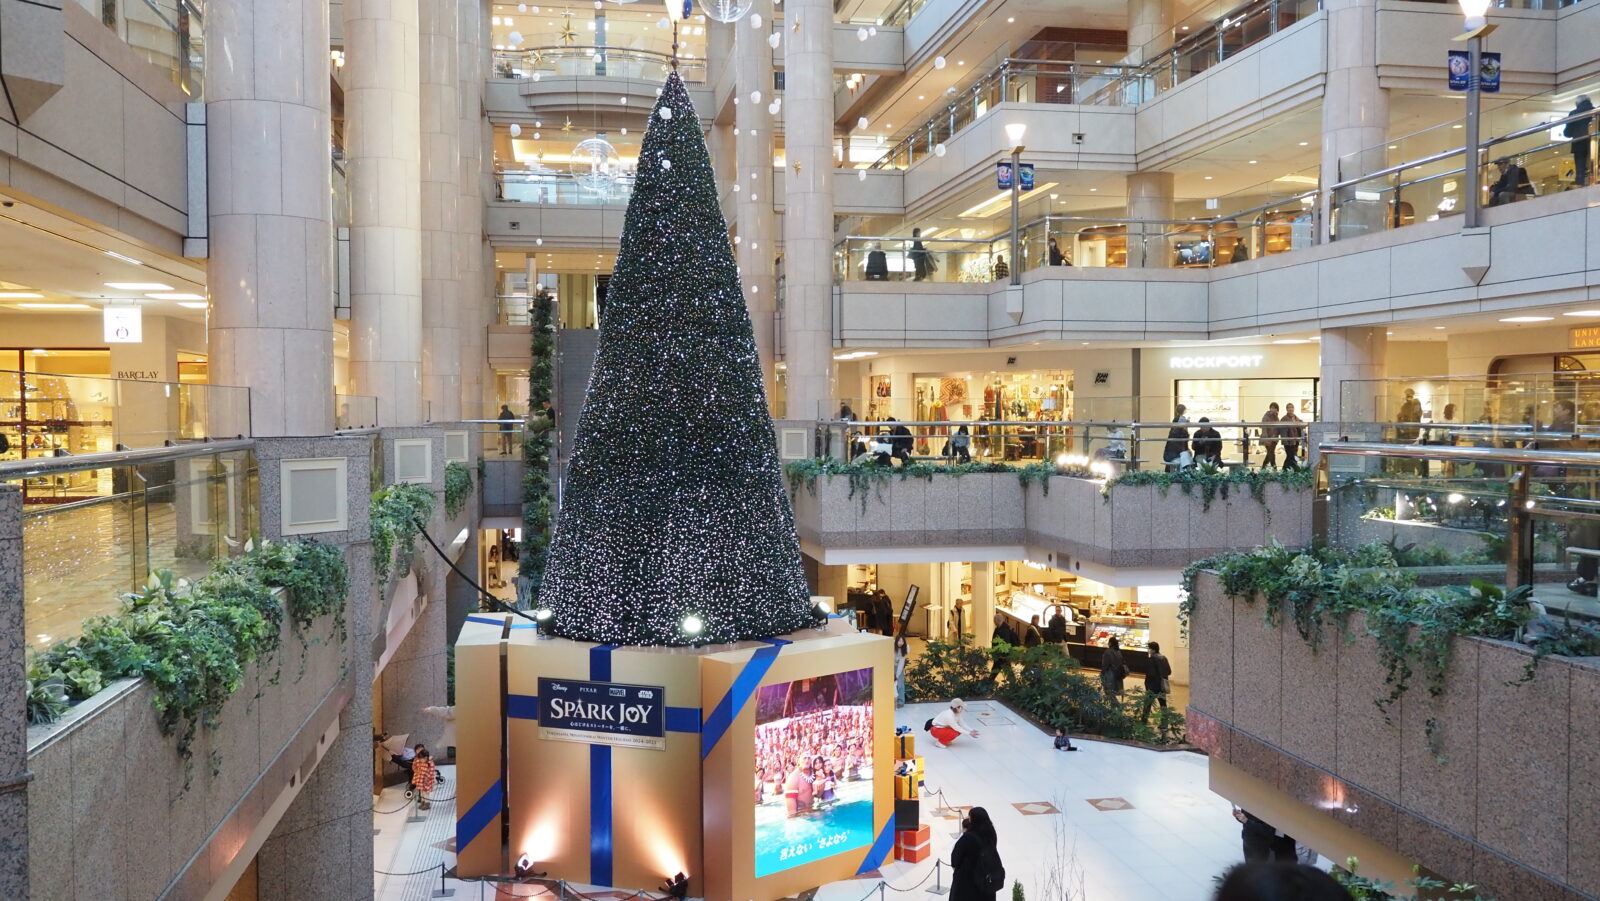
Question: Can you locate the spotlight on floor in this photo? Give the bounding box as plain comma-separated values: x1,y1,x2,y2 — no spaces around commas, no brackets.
514,853,547,879
661,872,690,900
682,613,706,647
811,600,832,629
534,607,553,638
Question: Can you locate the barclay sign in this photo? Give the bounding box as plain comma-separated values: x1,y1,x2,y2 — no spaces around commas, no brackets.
536,677,667,750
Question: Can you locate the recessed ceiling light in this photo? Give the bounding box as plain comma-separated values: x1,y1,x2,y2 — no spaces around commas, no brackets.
957,60,965,65
103,251,143,265
1298,141,1309,146
1451,124,1463,129
15,302,92,310
105,282,172,290
918,95,925,99
1248,160,1257,164
177,301,209,309
1499,316,1552,323
146,292,205,300
1089,187,1097,191
1007,16,1014,21
1204,175,1213,180
1273,338,1310,344
1563,309,1600,316
1434,325,1447,329
0,292,44,299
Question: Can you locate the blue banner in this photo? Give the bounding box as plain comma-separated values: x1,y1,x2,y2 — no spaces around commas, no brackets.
996,161,1012,190
1020,163,1035,191
537,676,667,750
1448,50,1500,93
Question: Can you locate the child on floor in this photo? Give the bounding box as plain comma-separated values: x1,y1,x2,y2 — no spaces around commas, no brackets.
1052,727,1079,751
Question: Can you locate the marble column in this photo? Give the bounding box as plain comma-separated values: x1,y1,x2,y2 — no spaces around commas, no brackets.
206,0,335,437
347,0,425,426
0,487,26,899
781,0,836,421
458,0,489,418
971,560,995,647
1126,0,1171,64
736,0,779,408
1126,170,1174,269
1321,0,1388,239
1320,326,1388,438
421,0,462,422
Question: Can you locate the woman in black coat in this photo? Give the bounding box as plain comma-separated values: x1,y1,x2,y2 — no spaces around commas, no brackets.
950,806,1000,901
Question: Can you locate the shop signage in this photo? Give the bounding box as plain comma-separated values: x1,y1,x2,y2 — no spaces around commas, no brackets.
1447,50,1500,93
1168,354,1263,369
1573,326,1600,350
103,305,142,343
537,676,666,750
895,584,920,637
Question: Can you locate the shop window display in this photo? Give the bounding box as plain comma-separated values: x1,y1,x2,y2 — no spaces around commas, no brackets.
0,350,116,503
905,371,1072,461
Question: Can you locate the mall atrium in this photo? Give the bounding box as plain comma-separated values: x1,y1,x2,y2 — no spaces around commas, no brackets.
0,0,1597,898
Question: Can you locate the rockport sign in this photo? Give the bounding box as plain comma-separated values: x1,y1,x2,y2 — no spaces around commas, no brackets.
1168,354,1264,369
536,676,666,750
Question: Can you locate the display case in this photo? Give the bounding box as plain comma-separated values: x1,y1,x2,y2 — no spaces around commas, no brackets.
1076,614,1151,671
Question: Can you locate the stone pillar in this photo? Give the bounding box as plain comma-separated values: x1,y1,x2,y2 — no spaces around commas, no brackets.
206,0,335,437
782,0,836,421
1321,0,1388,240
420,0,462,422
815,562,849,611
971,560,995,647
1126,171,1174,269
347,0,425,427
736,0,779,408
0,487,27,898
1320,326,1388,438
456,0,487,419
1126,0,1171,64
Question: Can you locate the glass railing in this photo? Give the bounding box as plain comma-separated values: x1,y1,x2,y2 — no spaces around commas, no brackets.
81,0,204,98
13,441,259,650
468,403,532,459
496,295,533,326
1335,372,1600,444
0,370,249,458
1134,0,1321,94
496,171,636,205
336,394,378,430
1319,440,1600,607
491,46,707,84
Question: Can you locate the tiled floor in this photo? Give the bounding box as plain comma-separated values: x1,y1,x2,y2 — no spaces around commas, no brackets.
374,702,1253,901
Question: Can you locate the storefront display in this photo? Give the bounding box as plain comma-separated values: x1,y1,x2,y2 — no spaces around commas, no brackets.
1175,376,1317,465
0,351,116,503
905,371,1073,461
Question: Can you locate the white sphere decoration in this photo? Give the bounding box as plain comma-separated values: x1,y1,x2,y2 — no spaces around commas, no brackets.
702,0,754,23
733,127,740,135
869,26,877,36
570,136,622,193
750,193,757,201
934,142,947,157
857,26,868,41
934,55,947,69
619,96,628,104
857,116,869,130
767,101,779,115
767,31,781,48
518,2,527,9
534,132,541,139
749,128,758,135
536,238,544,245
509,123,522,137
750,90,762,104
751,13,762,27
533,71,542,81
733,183,741,192
858,169,867,181
508,30,524,44
750,242,758,250
658,16,670,28
734,235,742,244
659,106,674,120
661,159,672,170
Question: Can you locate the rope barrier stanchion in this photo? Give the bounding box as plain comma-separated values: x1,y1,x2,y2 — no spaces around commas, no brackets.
435,861,456,898
927,859,950,895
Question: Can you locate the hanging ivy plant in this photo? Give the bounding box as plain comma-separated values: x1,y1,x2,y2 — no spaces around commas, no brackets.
518,286,556,603
371,483,437,584
444,460,474,518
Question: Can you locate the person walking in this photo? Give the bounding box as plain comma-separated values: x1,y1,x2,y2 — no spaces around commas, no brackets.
992,253,1009,280
873,589,895,635
927,698,980,748
1567,95,1595,186
1279,403,1305,469
1021,614,1045,649
950,807,1002,901
410,747,438,810
1044,604,1071,644
1141,641,1173,721
1100,635,1127,704
497,403,518,456
910,228,936,281
894,635,909,707
1258,402,1280,468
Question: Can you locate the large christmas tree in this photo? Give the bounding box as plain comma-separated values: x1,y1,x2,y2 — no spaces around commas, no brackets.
537,71,814,646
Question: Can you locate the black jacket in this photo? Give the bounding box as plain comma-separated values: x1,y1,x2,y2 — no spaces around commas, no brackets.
1146,652,1172,694
1192,427,1223,464
949,831,997,901
1163,419,1190,463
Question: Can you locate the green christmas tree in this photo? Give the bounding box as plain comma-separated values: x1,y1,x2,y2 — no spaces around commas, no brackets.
538,71,814,646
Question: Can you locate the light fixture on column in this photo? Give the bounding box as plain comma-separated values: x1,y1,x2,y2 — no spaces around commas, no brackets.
1004,122,1027,152
1454,0,1496,228
1459,0,1490,30
1005,124,1026,287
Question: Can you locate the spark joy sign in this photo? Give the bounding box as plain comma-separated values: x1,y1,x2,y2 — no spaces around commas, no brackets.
537,677,667,750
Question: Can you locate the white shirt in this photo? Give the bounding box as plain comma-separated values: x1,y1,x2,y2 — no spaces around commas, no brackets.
932,707,970,733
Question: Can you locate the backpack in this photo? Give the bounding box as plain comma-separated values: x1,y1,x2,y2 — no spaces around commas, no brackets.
978,843,1006,893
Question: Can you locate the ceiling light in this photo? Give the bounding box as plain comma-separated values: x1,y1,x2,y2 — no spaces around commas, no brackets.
103,251,143,265
0,292,44,299
1435,325,1446,329
1563,309,1600,316
146,292,205,300
1248,160,1257,164
15,302,92,310
105,282,172,290
1298,141,1309,146
1272,338,1310,344
1007,16,1014,21
1499,316,1553,323
1203,175,1213,180
177,301,209,309
1004,122,1027,145
1451,123,1463,129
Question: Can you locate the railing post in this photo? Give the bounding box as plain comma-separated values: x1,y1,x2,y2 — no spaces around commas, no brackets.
1506,466,1534,590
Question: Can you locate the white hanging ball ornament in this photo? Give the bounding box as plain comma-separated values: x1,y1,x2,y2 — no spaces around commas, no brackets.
857,116,869,130
536,238,544,245
751,242,758,250
662,159,672,169
869,26,877,36
702,0,755,23
734,235,742,244
750,193,757,201
934,143,947,157
750,90,762,104
858,169,867,181
751,285,759,293
535,120,543,127
533,71,542,81
934,56,947,69
510,123,522,137
533,131,541,139
750,128,758,135
733,97,740,105
619,96,628,104
518,2,527,9
751,13,762,27
767,31,781,48
509,30,524,44
658,16,670,28
857,26,868,41
659,106,674,120
594,1,602,8
734,127,740,135
734,183,741,192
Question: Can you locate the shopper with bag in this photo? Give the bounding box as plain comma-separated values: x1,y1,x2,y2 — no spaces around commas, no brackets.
951,806,1004,901
1100,636,1128,703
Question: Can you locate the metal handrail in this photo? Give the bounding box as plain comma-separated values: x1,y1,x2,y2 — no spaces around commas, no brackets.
0,439,255,481
1321,441,1600,466
1330,108,1597,193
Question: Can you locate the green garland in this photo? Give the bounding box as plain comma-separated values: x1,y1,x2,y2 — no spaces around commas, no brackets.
783,458,1311,512
518,286,555,600
1179,541,1600,757
444,460,474,518
371,483,437,584
25,540,351,761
